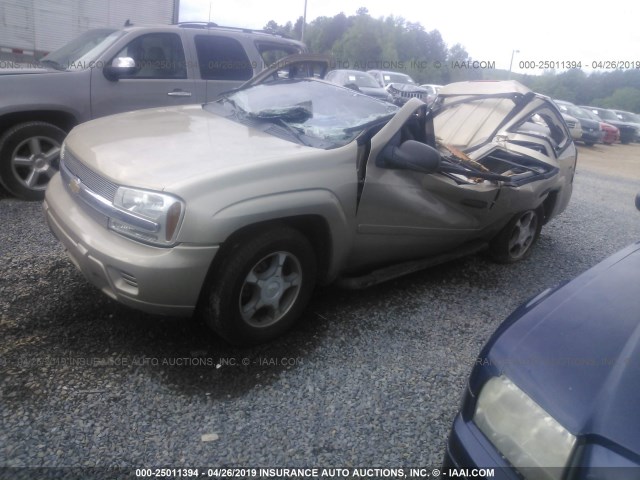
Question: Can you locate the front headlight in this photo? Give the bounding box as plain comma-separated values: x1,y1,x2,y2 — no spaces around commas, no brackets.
108,186,184,246
473,375,576,480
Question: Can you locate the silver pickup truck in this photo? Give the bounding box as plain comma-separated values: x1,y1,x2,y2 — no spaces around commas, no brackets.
0,22,305,199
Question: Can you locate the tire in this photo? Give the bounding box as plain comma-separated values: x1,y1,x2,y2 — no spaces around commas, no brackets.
0,122,67,200
488,208,543,264
202,226,317,345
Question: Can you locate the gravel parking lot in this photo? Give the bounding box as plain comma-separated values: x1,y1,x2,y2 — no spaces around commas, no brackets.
1,143,640,474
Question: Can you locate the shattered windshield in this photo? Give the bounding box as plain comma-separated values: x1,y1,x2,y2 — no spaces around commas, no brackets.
207,79,398,148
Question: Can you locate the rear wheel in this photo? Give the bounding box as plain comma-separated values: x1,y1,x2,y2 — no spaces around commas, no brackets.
489,209,543,263
0,122,67,200
202,226,316,345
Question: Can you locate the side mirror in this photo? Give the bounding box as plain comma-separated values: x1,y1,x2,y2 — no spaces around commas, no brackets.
380,140,441,173
635,192,640,211
103,57,137,81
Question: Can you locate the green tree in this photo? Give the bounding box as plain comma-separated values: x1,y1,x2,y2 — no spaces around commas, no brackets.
263,20,293,37
305,13,351,53
597,87,640,112
332,14,383,69
445,43,482,82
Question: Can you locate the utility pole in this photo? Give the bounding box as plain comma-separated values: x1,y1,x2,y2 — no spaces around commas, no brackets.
508,49,519,79
301,0,308,42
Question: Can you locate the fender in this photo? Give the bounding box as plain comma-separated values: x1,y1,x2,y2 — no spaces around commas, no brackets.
0,71,90,123
189,189,354,281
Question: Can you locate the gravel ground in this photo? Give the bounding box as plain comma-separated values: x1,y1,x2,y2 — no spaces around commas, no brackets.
1,145,640,475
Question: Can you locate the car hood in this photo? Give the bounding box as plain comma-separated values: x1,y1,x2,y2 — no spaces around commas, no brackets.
64,104,314,192
386,82,427,92
606,120,636,131
358,86,390,98
574,116,600,130
487,242,640,455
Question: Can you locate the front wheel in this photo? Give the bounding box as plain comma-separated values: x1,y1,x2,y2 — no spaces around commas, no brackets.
0,122,67,200
202,226,317,345
488,209,543,263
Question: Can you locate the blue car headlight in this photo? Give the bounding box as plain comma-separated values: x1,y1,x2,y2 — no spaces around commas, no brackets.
473,375,576,480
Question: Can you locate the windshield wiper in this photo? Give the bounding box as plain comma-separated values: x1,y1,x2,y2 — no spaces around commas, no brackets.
249,104,313,123
220,97,246,115
245,104,313,146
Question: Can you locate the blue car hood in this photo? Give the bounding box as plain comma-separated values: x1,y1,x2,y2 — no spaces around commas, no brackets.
486,242,640,455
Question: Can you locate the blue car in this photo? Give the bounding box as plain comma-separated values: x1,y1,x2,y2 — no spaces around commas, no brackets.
444,194,640,479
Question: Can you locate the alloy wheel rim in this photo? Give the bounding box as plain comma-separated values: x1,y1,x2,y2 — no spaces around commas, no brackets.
507,211,538,259
239,251,303,328
11,136,61,190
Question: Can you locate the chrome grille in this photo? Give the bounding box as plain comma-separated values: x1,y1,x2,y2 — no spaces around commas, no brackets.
62,149,119,202
400,91,426,99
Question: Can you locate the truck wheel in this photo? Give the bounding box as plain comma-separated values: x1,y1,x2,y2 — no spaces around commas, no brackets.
0,122,67,200
489,208,543,264
203,226,317,345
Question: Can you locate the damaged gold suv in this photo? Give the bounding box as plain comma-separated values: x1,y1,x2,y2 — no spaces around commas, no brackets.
44,56,577,344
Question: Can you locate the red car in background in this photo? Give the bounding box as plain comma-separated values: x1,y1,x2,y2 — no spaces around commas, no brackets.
600,122,620,145
578,107,620,145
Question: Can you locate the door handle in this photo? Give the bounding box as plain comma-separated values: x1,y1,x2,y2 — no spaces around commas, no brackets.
167,90,192,97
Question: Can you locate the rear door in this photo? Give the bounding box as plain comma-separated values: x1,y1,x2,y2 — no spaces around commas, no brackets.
189,34,255,103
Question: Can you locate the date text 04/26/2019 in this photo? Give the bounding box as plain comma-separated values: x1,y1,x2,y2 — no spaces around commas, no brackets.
133,467,496,478
518,60,640,70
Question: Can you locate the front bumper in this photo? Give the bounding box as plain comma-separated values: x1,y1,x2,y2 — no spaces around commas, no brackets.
580,129,603,144
44,173,219,316
618,126,637,143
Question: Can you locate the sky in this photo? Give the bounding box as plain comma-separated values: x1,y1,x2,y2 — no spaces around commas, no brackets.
179,0,640,75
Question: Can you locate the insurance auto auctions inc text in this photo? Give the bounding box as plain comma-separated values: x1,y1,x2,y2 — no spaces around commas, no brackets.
196,467,494,478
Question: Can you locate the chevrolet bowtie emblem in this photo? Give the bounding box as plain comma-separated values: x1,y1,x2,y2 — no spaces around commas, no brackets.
69,177,81,195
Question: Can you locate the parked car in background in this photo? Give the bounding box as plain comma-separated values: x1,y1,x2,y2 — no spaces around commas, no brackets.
561,113,582,142
44,70,576,345
444,193,640,479
324,69,392,102
420,83,443,104
600,122,620,145
554,100,603,146
612,109,640,141
367,69,430,105
420,84,443,95
581,106,637,144
0,22,306,200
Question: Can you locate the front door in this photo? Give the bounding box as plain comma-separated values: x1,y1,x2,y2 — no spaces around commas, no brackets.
351,101,502,269
90,32,197,118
